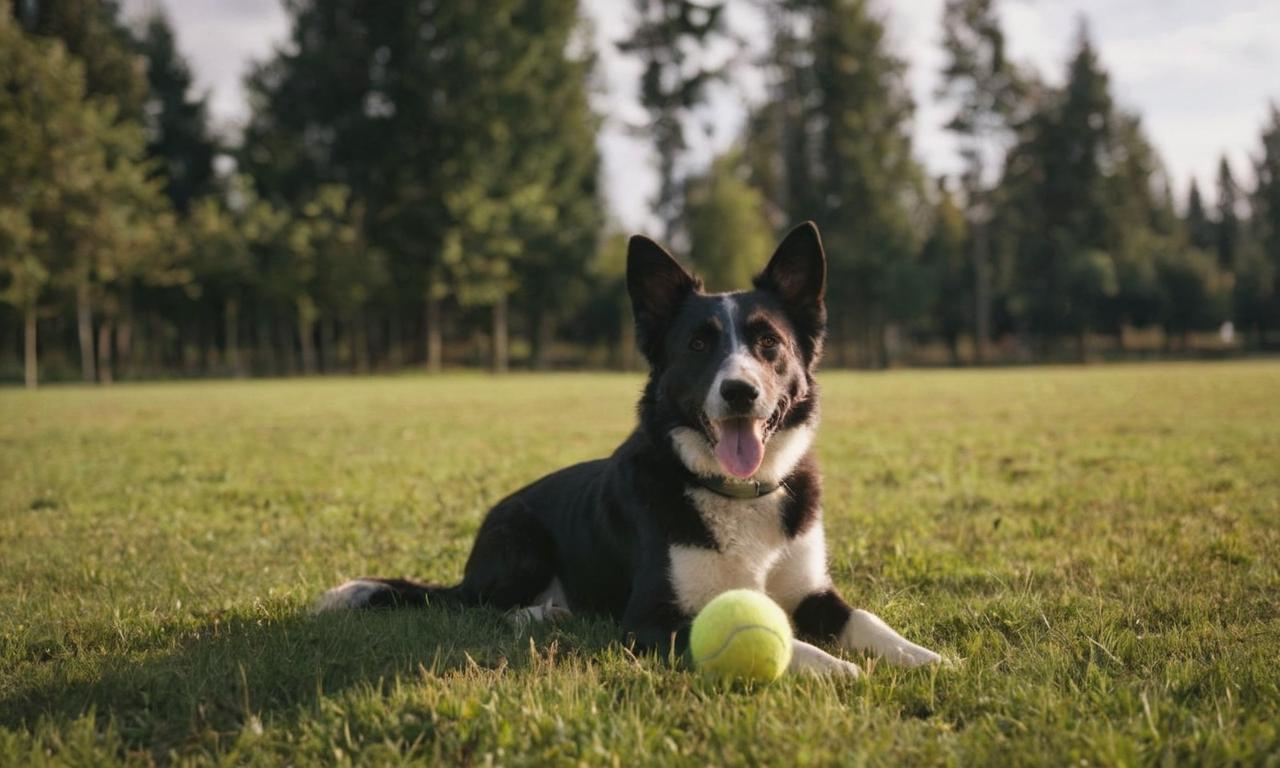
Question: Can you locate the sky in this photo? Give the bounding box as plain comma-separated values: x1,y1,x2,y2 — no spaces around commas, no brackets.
122,0,1280,232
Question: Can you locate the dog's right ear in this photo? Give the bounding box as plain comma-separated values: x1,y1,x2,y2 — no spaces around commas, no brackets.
627,235,698,363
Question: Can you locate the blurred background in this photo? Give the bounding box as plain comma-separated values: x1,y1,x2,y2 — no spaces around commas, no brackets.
2,0,1278,385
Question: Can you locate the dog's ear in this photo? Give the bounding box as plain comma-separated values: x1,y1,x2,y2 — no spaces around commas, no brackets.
754,221,827,364
627,235,698,363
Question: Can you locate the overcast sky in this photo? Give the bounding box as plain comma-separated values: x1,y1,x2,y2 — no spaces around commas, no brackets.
123,0,1280,232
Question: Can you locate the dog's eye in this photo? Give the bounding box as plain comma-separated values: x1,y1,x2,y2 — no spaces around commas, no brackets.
689,337,707,352
759,334,779,349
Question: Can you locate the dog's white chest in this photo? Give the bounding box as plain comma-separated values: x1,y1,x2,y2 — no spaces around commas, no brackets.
666,487,790,614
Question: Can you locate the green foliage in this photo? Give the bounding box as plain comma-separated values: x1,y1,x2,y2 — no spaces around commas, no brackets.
750,0,926,366
683,152,772,292
1244,105,1280,334
10,0,147,122
618,0,727,241
2,364,1279,762
134,10,218,213
919,181,970,356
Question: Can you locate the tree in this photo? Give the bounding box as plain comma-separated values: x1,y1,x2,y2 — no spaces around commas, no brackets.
683,152,772,292
919,179,970,363
135,11,217,214
749,0,925,367
1185,179,1214,252
245,0,601,374
938,0,1024,362
0,11,172,385
1215,156,1243,274
618,0,727,243
1243,106,1280,342
11,0,146,121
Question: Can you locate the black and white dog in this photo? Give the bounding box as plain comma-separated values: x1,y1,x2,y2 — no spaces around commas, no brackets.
319,222,940,675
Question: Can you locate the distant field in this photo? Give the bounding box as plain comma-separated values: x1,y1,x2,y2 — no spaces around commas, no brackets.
1,363,1278,765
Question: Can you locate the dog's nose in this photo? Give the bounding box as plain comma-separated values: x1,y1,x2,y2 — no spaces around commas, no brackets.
720,379,760,412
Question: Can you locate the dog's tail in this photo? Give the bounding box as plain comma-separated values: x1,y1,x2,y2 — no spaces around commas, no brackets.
314,577,469,612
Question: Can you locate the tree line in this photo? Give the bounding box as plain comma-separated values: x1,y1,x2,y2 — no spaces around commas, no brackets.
2,0,1279,386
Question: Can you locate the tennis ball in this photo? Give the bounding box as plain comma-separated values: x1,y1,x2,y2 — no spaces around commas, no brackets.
690,589,793,683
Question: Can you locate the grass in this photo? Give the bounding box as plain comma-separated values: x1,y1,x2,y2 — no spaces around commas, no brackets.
1,362,1278,766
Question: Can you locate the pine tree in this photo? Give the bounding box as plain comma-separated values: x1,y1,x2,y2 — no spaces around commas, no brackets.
919,179,970,364
1185,179,1214,251
1215,156,1242,273
0,12,172,384
11,0,146,121
750,0,924,367
135,11,217,214
938,0,1023,362
618,0,727,243
1243,105,1280,341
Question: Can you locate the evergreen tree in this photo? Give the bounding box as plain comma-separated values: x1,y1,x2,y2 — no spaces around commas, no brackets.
1243,105,1280,341
0,12,172,385
919,179,970,363
244,0,600,373
1185,179,1214,251
1215,156,1242,272
135,11,217,213
751,0,925,367
618,0,727,243
11,0,146,120
938,0,1024,361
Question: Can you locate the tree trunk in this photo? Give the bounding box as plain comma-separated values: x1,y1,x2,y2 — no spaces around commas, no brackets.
23,305,37,389
116,316,133,379
320,315,336,373
492,293,509,374
946,331,960,367
425,289,442,374
76,282,95,383
97,319,113,385
973,216,992,365
297,297,318,374
533,308,554,370
225,295,243,377
352,310,370,374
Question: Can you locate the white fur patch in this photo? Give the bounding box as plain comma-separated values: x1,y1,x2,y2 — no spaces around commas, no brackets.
314,579,388,612
840,609,941,667
705,296,768,422
668,487,790,614
765,522,830,613
789,639,862,677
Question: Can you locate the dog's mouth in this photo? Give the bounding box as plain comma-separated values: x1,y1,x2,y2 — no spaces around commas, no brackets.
698,406,784,479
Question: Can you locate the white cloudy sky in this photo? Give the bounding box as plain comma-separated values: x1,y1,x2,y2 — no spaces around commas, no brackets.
123,0,1280,231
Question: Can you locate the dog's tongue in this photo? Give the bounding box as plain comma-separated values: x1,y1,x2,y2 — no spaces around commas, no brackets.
715,417,765,479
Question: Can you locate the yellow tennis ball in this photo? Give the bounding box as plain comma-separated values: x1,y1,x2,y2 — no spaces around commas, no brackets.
690,589,793,683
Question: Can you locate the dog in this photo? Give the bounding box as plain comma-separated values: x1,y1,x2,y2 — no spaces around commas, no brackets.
318,222,940,675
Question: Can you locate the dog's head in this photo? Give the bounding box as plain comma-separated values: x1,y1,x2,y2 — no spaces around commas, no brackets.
628,222,827,482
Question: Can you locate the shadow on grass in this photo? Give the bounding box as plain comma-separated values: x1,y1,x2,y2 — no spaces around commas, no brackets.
0,605,620,754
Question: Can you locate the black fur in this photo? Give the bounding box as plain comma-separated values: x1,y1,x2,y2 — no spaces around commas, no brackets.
335,222,845,657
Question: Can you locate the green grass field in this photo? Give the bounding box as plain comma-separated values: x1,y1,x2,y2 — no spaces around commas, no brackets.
2,362,1278,766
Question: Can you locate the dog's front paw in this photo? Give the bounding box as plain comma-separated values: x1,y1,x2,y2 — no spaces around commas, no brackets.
789,640,863,677
883,640,941,668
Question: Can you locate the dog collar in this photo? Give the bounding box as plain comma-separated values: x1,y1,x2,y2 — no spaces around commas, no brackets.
692,475,782,499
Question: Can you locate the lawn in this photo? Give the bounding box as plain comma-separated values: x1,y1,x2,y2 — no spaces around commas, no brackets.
1,362,1278,766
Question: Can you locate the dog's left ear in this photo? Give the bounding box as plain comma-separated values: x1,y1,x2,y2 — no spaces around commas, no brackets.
754,221,827,363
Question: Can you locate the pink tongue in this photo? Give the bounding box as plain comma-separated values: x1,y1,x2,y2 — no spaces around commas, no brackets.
715,418,765,478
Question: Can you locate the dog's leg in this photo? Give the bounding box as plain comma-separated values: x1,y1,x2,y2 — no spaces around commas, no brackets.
795,589,940,667
506,578,573,633
788,639,862,677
